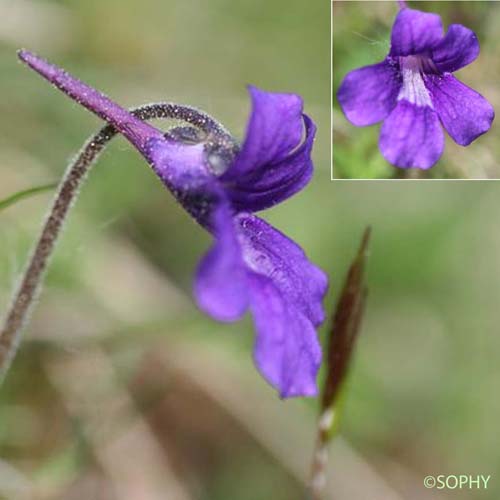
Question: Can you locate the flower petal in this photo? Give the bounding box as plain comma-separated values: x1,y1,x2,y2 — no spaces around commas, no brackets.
431,24,480,73
224,86,304,176
379,100,444,169
425,74,494,146
249,273,321,398
223,115,315,212
147,137,207,187
390,8,443,57
337,59,401,126
194,202,249,322
235,213,328,326
221,86,314,211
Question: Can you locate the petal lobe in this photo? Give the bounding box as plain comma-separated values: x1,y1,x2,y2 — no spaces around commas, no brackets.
379,100,444,169
337,59,401,126
431,24,480,73
390,8,443,57
426,74,494,146
194,202,249,322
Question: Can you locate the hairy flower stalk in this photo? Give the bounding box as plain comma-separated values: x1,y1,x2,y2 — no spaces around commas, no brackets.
1,50,327,397
0,102,229,383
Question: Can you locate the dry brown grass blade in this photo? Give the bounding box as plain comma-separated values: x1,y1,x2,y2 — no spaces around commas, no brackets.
153,339,405,500
43,348,192,500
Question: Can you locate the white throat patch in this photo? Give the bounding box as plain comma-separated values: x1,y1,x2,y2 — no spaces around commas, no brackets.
397,56,433,108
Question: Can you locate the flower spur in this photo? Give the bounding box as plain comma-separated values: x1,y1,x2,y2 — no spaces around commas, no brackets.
337,7,494,169
18,50,327,398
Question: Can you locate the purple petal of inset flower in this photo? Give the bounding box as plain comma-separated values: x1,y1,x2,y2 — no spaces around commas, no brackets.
249,272,321,398
431,24,480,73
225,116,316,212
18,50,164,158
390,8,443,57
379,100,444,169
425,74,495,146
221,86,305,182
194,202,249,322
337,59,401,126
235,213,328,327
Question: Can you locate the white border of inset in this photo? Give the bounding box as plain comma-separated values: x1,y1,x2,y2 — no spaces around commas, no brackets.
330,0,498,182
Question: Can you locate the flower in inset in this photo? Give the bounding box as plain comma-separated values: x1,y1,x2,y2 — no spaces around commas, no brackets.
337,7,494,169
19,50,327,398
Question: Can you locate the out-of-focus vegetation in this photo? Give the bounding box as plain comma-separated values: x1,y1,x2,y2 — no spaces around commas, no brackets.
333,1,500,179
1,1,500,499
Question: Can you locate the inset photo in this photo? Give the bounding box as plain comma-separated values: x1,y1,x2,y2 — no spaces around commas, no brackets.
332,1,499,179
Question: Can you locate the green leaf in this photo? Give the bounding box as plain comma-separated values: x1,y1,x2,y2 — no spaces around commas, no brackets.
0,183,57,212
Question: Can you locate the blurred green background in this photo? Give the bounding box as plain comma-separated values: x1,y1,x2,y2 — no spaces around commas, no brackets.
1,1,500,499
333,1,500,179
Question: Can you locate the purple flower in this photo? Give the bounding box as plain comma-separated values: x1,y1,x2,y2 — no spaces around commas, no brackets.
337,7,494,169
18,50,328,398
